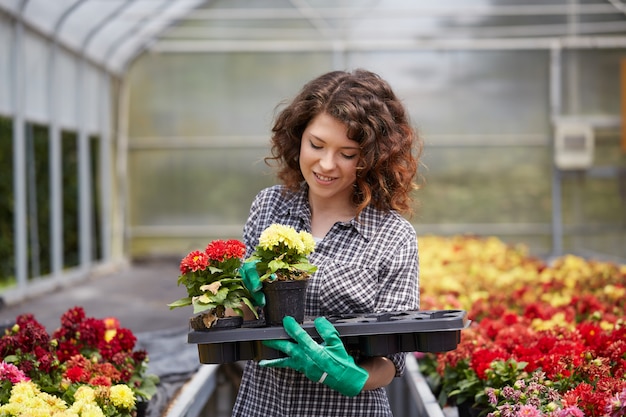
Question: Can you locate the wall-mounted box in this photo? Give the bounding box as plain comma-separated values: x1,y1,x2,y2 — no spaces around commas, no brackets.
554,121,594,170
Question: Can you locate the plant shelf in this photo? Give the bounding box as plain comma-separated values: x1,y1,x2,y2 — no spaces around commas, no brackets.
188,309,470,364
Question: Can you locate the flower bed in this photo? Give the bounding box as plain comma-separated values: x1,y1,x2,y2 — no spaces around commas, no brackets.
417,235,626,416
0,306,158,417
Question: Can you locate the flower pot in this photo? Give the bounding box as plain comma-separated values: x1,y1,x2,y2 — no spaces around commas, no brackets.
136,399,149,417
189,313,243,331
457,401,486,417
262,280,308,326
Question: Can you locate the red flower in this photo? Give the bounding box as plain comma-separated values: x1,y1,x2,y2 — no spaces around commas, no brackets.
65,366,88,383
57,340,80,363
470,347,508,379
205,239,246,262
112,327,136,352
59,306,86,329
179,250,209,274
89,375,112,387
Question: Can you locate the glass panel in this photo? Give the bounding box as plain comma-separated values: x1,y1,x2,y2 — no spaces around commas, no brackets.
57,51,78,130
417,146,552,224
22,0,76,34
563,49,624,115
0,13,12,116
348,50,550,135
23,31,48,123
62,130,79,268
127,52,332,137
0,116,15,288
90,135,101,261
26,123,51,278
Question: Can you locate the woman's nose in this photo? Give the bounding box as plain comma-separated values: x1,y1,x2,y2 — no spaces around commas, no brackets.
318,151,336,170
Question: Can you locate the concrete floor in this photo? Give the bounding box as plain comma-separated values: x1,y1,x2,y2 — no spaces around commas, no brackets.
0,260,192,335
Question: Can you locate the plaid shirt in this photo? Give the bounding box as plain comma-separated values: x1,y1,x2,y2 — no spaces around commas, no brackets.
232,185,420,417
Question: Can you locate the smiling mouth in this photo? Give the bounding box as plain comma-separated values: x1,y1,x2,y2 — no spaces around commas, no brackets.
314,172,336,182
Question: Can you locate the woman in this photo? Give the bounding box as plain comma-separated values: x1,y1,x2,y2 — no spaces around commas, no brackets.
233,69,422,417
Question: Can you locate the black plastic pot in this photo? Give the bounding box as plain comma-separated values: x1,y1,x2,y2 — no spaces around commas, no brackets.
262,279,308,325
189,314,243,331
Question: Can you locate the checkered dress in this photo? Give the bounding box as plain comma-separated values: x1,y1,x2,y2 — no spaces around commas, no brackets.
232,185,420,417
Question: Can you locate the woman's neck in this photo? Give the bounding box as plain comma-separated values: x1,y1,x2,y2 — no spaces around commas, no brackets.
308,196,356,238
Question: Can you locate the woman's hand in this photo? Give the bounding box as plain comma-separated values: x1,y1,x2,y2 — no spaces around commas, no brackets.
259,316,369,397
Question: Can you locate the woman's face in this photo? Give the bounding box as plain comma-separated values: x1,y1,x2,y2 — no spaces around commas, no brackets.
299,113,360,206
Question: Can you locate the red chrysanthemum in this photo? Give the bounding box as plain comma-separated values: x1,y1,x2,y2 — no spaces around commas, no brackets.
113,327,137,352
179,250,210,274
65,366,88,383
58,306,86,329
205,239,246,262
89,375,112,387
57,341,80,363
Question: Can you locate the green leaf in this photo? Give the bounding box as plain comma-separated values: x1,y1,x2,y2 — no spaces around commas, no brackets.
241,297,259,318
193,302,216,314
268,259,289,272
292,262,317,273
167,297,192,309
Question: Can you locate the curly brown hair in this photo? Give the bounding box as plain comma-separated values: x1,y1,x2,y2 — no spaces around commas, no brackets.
267,69,422,216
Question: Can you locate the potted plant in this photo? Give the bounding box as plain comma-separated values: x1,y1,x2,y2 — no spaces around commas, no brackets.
245,224,318,325
168,239,258,330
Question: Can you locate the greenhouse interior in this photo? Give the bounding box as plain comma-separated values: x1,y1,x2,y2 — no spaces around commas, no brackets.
1,0,625,416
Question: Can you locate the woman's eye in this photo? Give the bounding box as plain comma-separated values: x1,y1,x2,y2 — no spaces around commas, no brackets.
342,153,357,160
310,141,322,150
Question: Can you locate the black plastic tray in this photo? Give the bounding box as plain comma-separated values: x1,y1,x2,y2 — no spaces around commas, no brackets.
189,310,470,364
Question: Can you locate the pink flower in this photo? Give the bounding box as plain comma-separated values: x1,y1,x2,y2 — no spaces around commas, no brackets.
518,405,541,417
0,361,30,383
605,388,626,417
556,406,585,417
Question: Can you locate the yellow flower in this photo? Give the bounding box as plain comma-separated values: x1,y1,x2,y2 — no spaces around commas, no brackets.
70,401,105,417
74,386,97,402
104,329,117,343
299,230,316,255
109,384,136,410
258,224,315,256
0,381,70,417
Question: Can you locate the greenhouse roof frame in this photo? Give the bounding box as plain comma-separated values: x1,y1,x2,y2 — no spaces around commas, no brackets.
3,0,626,75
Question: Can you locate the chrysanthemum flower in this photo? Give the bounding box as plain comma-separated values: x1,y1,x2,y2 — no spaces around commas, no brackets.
205,239,246,262
179,250,210,274
0,361,30,383
258,224,315,256
109,384,136,409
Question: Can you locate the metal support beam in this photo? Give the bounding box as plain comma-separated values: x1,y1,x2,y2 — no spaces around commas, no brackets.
550,46,564,259
12,0,28,298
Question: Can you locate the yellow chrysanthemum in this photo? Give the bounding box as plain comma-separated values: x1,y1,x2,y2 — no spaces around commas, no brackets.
299,230,316,255
109,384,136,410
258,224,314,256
74,386,97,402
69,401,106,417
0,381,70,417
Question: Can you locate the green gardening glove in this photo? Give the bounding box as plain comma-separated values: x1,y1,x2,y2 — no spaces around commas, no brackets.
259,316,369,397
240,260,266,307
